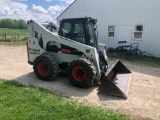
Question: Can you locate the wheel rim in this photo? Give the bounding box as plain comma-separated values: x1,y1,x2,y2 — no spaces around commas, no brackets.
107,47,114,56
37,62,49,76
116,47,124,55
125,52,134,61
72,66,87,81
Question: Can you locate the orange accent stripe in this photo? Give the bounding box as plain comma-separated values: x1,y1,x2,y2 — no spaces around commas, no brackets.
61,49,71,54
29,52,37,54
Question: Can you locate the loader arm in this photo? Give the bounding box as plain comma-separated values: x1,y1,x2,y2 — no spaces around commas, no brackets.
27,20,101,78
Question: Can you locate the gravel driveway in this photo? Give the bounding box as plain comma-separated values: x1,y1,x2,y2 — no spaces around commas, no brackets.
0,45,160,120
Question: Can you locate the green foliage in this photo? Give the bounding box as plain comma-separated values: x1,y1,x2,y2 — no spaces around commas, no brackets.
0,18,27,29
0,41,26,45
0,28,28,35
0,28,29,45
109,55,160,68
0,79,129,120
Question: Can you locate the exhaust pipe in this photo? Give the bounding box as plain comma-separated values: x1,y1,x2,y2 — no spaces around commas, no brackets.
98,60,132,99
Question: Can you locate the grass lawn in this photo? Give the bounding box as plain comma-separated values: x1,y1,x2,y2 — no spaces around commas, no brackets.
0,40,27,45
0,28,29,35
0,28,29,45
0,79,129,120
109,55,160,68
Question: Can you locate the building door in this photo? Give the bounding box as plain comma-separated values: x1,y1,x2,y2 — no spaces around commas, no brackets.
116,25,132,44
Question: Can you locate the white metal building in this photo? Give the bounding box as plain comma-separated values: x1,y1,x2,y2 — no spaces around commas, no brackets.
57,0,160,57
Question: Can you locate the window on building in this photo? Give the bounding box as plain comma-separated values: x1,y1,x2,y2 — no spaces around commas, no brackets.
133,25,143,40
108,26,115,38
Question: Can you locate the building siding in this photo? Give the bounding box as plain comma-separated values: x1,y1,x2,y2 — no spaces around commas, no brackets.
57,0,160,57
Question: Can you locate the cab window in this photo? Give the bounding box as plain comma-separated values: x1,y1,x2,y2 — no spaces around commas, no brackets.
74,22,85,43
87,22,97,47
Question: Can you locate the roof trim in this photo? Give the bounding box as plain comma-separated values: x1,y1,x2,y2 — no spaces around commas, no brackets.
57,0,77,19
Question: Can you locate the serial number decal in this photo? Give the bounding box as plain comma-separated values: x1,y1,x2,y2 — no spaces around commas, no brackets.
29,48,40,52
29,48,41,54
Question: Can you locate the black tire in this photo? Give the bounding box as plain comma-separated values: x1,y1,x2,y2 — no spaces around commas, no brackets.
67,57,95,88
124,51,135,61
107,47,115,56
136,49,142,56
33,54,59,81
116,46,124,55
99,51,108,72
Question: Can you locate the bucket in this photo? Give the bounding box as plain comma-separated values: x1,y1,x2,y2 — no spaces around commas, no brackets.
98,60,132,99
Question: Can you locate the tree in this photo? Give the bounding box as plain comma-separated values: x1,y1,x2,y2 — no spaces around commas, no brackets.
0,18,27,29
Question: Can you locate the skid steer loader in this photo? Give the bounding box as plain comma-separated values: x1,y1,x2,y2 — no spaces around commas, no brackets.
27,17,132,99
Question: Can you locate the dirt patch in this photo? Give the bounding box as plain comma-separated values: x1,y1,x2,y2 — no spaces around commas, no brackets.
0,45,160,120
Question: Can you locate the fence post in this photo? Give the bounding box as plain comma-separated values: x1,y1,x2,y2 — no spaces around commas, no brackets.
18,33,20,39
4,33,6,39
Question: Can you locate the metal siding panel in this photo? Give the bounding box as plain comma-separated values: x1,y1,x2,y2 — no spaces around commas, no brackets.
58,0,160,57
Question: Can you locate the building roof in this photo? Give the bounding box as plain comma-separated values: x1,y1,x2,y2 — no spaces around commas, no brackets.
57,0,77,19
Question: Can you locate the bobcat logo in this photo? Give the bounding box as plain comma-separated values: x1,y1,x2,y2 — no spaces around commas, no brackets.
86,49,91,54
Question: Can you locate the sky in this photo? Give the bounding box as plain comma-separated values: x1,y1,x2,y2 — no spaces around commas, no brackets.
0,0,75,23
